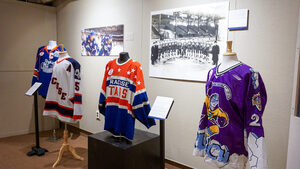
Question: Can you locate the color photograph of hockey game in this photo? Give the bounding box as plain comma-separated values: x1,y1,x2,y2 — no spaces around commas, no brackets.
149,2,228,81
81,24,124,56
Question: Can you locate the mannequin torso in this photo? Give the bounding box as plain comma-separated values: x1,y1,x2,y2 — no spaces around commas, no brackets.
118,52,130,64
218,41,240,72
47,40,57,50
218,54,240,72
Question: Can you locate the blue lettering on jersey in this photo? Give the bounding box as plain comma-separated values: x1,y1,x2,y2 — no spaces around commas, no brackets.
109,79,129,88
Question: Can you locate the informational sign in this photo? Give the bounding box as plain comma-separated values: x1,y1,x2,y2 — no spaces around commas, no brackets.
148,96,174,120
228,9,249,30
25,82,42,96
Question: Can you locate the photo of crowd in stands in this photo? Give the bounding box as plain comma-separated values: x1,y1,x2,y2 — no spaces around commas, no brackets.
81,25,124,56
149,2,229,81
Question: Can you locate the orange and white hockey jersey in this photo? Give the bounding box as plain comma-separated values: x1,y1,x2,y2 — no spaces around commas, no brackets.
99,58,155,139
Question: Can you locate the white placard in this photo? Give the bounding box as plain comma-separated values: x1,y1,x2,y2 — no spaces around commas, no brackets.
148,96,174,120
25,82,42,96
228,9,249,30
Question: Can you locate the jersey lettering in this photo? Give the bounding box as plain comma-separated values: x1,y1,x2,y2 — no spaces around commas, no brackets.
66,64,71,72
108,86,128,99
51,76,67,100
122,89,128,98
75,82,80,91
51,77,57,84
58,87,62,95
56,82,59,90
61,93,67,100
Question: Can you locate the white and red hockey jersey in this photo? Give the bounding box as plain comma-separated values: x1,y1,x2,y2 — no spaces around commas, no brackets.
43,55,82,123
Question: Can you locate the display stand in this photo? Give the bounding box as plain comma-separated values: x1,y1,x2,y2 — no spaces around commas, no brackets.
25,82,48,156
47,128,61,142
52,123,84,168
88,129,160,169
160,120,165,169
148,96,174,169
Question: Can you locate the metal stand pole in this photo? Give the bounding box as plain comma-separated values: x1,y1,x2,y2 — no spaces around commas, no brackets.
160,120,165,169
34,92,40,148
47,119,62,142
27,92,48,156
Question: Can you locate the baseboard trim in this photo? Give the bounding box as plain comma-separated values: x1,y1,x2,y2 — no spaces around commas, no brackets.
66,124,92,136
165,159,193,169
0,129,31,138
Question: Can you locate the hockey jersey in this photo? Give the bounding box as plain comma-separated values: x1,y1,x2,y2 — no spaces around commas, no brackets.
98,59,156,139
32,45,65,98
43,55,82,123
193,62,268,169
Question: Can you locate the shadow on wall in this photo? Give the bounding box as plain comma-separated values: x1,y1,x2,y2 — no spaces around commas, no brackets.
54,0,77,8
29,95,58,133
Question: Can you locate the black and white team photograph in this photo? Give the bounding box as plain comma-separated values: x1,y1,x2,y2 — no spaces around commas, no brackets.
149,2,229,81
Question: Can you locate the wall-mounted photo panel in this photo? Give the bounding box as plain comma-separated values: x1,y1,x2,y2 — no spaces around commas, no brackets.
81,24,124,56
150,2,229,81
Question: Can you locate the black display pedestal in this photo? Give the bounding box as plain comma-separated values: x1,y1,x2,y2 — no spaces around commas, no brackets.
88,129,160,169
27,91,48,156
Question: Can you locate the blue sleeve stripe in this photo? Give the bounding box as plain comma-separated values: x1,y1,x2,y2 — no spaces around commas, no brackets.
99,93,106,103
133,92,149,106
66,58,81,70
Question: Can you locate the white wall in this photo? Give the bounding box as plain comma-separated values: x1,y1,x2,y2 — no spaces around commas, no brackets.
56,0,151,133
56,0,300,169
143,0,299,169
0,0,57,138
287,6,300,169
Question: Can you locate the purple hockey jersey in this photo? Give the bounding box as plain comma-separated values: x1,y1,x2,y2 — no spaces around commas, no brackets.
193,62,268,169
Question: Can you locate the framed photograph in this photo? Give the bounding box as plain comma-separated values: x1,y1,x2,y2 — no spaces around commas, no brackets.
81,24,124,56
149,2,229,81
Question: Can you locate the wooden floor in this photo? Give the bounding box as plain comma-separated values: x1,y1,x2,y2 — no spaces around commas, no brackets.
0,130,187,169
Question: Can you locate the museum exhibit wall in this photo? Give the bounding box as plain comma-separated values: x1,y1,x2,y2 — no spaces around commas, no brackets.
55,0,158,133
56,0,299,169
142,0,299,168
286,8,300,169
0,0,57,138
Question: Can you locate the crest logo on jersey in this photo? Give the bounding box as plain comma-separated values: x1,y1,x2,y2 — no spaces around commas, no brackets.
252,93,262,111
210,82,232,100
209,93,219,110
250,68,259,89
204,93,229,137
108,69,114,75
39,52,44,56
194,130,230,164
41,59,54,73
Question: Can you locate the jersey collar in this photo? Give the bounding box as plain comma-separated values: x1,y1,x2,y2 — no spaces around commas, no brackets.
44,45,59,54
56,56,71,63
216,61,243,77
116,58,132,66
